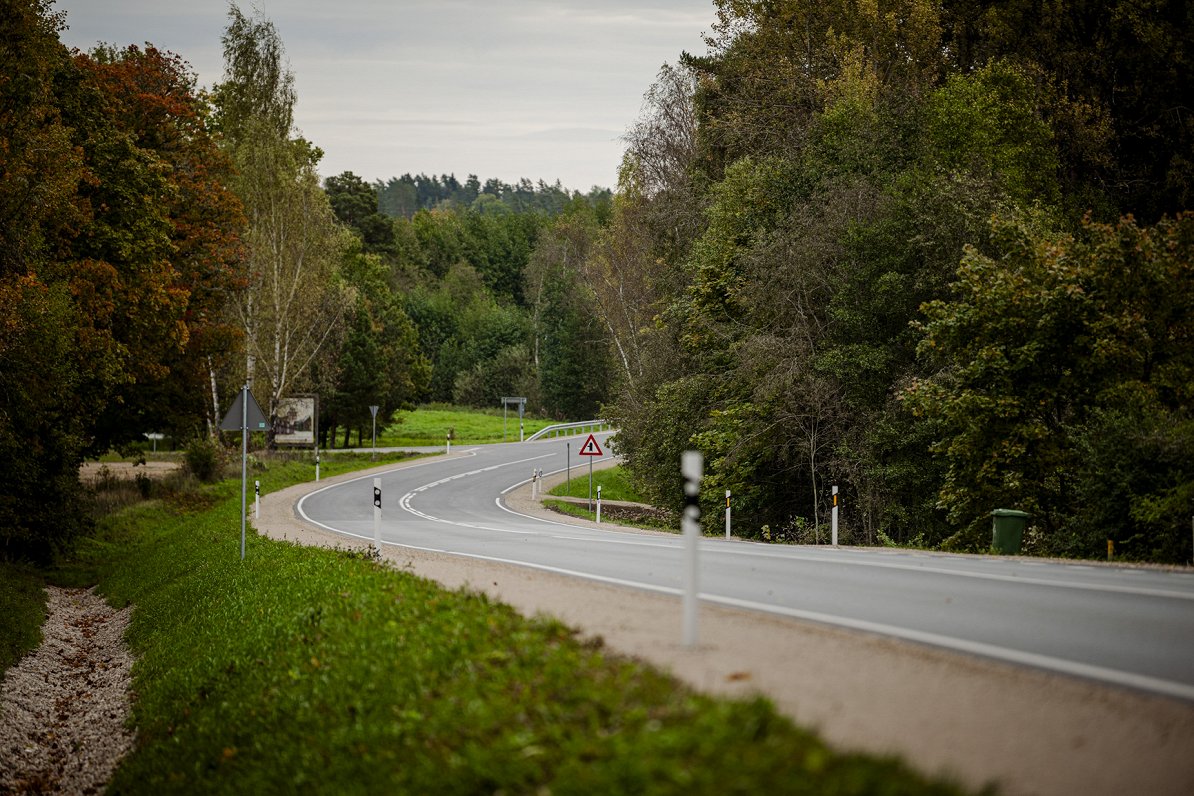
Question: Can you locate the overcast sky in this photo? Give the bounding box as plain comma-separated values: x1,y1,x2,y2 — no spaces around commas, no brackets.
53,1,713,191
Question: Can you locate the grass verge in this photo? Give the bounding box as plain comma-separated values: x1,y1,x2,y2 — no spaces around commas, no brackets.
374,404,566,447
0,561,48,674
84,462,968,794
542,499,676,533
548,464,643,503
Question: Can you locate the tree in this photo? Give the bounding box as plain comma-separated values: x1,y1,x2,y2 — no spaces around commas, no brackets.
215,5,350,429
903,212,1193,559
939,0,1194,220
524,210,614,418
321,249,430,448
75,45,244,445
326,171,396,256
1,2,244,559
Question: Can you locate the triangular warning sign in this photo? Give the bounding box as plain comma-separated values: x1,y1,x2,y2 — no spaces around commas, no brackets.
220,388,269,431
578,433,603,456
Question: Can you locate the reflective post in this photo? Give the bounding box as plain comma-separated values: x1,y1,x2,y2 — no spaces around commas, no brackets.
373,478,382,551
681,451,703,647
725,489,731,539
831,485,839,546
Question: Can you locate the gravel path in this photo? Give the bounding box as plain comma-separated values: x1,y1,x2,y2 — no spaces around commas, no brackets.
0,587,135,796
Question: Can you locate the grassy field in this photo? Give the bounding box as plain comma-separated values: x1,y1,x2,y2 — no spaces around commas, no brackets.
547,465,643,503
329,404,569,448
55,459,968,794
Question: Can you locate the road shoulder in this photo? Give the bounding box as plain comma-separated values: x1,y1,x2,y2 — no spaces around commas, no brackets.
258,453,1194,796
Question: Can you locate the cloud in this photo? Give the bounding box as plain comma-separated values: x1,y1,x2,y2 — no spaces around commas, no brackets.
53,0,712,189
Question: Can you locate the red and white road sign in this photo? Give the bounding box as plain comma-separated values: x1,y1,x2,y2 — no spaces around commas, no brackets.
578,433,603,456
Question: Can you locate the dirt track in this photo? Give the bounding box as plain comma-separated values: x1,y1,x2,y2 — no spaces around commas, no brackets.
258,455,1194,796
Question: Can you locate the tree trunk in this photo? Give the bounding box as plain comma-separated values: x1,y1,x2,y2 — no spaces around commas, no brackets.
207,357,221,439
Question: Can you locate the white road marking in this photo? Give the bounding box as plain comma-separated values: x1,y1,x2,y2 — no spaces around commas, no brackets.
297,449,1194,702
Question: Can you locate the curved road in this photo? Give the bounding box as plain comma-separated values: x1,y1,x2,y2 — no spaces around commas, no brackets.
298,434,1194,702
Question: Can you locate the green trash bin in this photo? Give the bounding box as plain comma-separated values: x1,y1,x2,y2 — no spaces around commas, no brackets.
991,509,1030,554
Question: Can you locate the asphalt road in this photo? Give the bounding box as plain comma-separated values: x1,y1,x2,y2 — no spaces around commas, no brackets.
297,435,1194,702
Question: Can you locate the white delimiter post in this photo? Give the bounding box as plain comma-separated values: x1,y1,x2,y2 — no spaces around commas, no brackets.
681,451,703,647
831,485,839,546
725,489,732,539
254,480,260,520
596,485,602,524
373,478,382,550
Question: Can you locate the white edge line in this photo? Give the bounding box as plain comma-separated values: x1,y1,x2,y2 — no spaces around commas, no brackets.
296,457,1194,702
284,509,1194,703
495,469,1194,602
295,450,478,520
705,594,1194,703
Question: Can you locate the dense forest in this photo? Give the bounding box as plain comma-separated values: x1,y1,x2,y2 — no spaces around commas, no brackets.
602,0,1192,561
0,1,617,561
2,0,1190,563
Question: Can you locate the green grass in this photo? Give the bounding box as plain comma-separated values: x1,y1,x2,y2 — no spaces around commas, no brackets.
0,560,48,674
542,499,676,533
351,404,569,447
548,465,643,503
82,462,968,795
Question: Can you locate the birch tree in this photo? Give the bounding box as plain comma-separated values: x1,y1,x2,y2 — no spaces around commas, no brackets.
215,5,349,425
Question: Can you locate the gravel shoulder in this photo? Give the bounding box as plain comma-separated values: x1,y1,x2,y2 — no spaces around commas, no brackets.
0,586,135,796
260,454,1194,796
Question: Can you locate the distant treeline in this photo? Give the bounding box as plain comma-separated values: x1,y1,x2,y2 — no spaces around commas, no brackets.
375,173,613,219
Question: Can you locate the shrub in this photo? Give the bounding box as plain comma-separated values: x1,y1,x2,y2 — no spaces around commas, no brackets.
184,438,224,483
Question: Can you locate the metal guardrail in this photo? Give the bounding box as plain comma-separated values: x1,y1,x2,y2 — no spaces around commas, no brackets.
525,420,613,442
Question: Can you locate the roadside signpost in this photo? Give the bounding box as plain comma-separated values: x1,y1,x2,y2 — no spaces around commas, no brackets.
143,432,164,452
369,405,379,461
578,433,602,511
500,397,527,442
220,384,268,561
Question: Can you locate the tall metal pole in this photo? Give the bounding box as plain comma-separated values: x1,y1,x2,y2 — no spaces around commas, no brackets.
369,405,379,461
240,383,247,561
